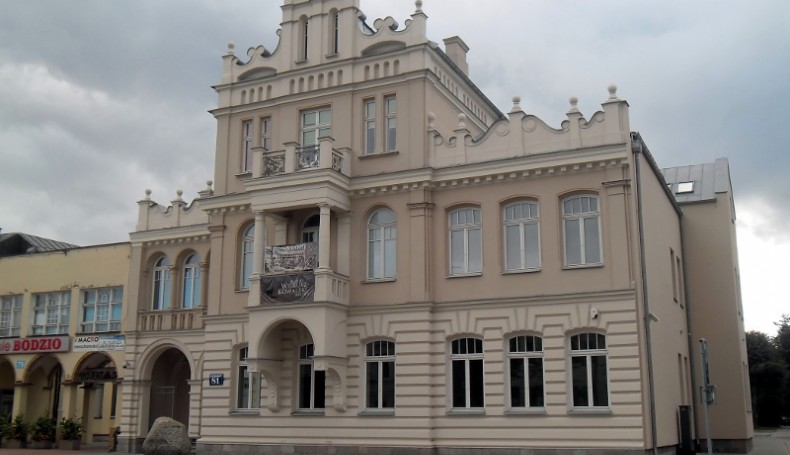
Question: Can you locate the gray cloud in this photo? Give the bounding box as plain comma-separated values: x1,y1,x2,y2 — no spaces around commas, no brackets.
0,0,788,246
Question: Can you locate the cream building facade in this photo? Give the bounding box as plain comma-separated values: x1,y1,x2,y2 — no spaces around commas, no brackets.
116,0,752,454
0,234,129,445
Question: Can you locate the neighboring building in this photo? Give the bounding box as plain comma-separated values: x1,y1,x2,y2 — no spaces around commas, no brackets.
0,234,129,445
108,0,751,454
662,159,754,452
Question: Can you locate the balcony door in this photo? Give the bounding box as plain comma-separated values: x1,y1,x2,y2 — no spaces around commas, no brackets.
302,214,320,244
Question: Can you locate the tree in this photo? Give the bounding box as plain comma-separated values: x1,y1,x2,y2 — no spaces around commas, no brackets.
774,314,790,367
746,330,789,427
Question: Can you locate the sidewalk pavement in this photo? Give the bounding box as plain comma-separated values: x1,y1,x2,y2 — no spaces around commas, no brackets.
0,429,787,455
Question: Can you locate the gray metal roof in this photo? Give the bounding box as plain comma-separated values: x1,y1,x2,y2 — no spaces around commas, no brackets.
0,232,79,257
660,158,732,204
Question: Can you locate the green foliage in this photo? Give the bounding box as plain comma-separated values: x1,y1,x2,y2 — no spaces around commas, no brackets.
31,416,56,442
4,413,30,441
775,314,790,367
57,416,83,441
746,325,790,427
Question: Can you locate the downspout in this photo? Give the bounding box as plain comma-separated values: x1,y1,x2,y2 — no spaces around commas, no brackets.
679,214,701,448
632,134,659,455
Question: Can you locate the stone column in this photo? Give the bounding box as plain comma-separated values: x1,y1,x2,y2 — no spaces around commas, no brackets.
249,211,267,307
166,265,178,310
317,204,332,271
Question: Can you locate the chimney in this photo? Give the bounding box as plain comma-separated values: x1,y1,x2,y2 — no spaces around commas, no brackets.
443,36,470,76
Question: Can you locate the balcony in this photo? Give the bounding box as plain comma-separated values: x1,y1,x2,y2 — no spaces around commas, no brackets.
138,307,204,331
256,137,349,178
260,242,348,306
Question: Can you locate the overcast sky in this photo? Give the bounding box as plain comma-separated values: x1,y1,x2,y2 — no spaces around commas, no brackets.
0,1,788,335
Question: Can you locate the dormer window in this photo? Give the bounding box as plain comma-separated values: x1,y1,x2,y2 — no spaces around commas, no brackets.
676,181,694,194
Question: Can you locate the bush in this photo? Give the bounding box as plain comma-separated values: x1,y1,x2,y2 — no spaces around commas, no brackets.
5,414,30,441
32,416,56,442
57,416,83,441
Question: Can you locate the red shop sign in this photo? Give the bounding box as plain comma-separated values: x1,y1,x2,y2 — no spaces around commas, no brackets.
0,336,70,354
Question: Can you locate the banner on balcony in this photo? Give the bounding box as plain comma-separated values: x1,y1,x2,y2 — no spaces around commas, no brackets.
261,272,315,304
265,242,317,273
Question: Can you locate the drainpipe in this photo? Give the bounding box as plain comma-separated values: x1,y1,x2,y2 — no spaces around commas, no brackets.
631,133,659,455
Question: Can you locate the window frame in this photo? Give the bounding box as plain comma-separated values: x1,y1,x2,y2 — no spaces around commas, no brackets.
81,287,123,333
152,256,171,310
448,207,483,276
561,194,603,268
569,332,609,409
301,107,332,148
507,334,545,410
182,253,201,309
31,291,71,335
0,295,23,337
366,208,397,281
236,346,261,410
363,98,376,155
239,224,254,290
384,95,397,153
364,340,396,411
241,119,254,173
298,343,325,411
449,337,485,410
503,200,541,272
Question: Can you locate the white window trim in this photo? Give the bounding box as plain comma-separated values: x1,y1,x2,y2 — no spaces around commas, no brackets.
240,225,254,290
366,208,397,280
448,207,482,276
507,335,545,409
297,344,325,412
561,195,603,268
503,201,541,272
182,254,201,309
384,95,397,153
241,119,253,173
363,99,376,155
81,287,123,333
364,340,396,411
152,257,171,310
235,346,261,410
569,333,610,410
449,338,485,410
0,295,23,337
32,291,70,335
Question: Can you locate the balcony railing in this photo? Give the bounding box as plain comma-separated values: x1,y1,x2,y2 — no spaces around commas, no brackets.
255,137,350,178
260,269,348,306
138,307,204,331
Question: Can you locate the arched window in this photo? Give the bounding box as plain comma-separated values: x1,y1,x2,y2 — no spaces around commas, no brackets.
240,225,254,290
365,340,396,409
449,207,482,275
367,208,396,280
569,332,609,407
450,337,484,408
508,335,544,408
152,256,171,310
562,195,602,266
503,201,540,271
182,253,201,309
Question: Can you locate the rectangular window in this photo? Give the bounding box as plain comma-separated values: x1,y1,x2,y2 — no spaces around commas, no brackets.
562,196,602,267
260,117,272,153
32,291,70,335
449,208,482,275
385,96,397,152
504,202,541,271
364,99,376,155
236,347,260,409
81,287,123,333
0,295,22,337
298,344,325,410
242,119,253,172
450,338,484,409
508,335,544,408
570,333,609,408
366,340,396,409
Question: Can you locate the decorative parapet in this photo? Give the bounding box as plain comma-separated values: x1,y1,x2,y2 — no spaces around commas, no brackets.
220,0,428,86
429,85,631,168
135,182,212,233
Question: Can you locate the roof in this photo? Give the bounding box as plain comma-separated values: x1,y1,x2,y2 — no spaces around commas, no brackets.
0,232,79,258
660,158,732,204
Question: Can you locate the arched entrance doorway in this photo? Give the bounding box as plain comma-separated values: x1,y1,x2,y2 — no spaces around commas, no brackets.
148,348,190,429
74,353,118,444
0,359,15,418
25,355,63,419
